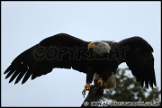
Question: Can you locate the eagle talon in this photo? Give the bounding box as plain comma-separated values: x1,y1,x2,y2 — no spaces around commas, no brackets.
82,83,91,96
98,78,104,87
82,89,86,97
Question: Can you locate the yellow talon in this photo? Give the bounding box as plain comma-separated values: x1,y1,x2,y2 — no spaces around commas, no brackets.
98,78,104,87
82,83,91,96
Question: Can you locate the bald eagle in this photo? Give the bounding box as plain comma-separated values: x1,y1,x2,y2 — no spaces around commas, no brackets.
4,33,156,95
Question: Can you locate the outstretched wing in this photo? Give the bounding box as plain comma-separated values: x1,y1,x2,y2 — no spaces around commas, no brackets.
119,36,156,88
4,33,89,84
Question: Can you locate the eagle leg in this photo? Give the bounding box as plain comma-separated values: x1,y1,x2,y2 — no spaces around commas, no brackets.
97,78,104,87
82,83,91,96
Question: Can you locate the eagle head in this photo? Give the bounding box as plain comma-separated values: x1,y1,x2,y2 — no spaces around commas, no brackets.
88,41,111,55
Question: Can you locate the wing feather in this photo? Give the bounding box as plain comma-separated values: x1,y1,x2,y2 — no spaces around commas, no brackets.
119,36,156,88
4,33,89,84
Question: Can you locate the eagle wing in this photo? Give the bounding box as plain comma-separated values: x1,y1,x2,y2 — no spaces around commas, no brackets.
119,36,156,88
4,33,89,84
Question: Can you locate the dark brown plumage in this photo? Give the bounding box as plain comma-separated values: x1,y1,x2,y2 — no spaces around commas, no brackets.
4,33,156,89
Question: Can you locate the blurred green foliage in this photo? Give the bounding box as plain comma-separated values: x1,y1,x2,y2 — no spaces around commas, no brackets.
101,68,161,106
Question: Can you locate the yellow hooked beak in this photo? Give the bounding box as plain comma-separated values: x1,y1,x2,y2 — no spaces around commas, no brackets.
88,43,95,49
